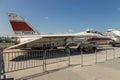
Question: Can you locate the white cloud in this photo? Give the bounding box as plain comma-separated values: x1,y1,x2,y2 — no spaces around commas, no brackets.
64,32,69,34
44,17,48,19
40,32,47,35
53,32,62,34
117,8,120,11
68,29,74,33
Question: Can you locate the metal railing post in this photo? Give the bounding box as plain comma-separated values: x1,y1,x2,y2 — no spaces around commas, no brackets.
65,48,71,66
95,49,97,64
68,49,71,66
42,50,45,72
0,52,6,80
81,50,83,67
119,48,120,58
113,48,115,59
43,50,46,72
43,50,47,72
105,48,107,61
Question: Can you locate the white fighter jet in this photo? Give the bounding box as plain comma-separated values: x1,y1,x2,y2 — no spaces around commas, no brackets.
106,29,120,47
6,13,112,51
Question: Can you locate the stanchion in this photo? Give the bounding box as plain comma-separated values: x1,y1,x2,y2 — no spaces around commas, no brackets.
105,48,108,61
118,48,120,58
113,48,115,59
0,52,6,80
95,49,97,64
81,50,83,67
43,50,47,72
66,48,71,66
43,50,45,72
64,47,71,66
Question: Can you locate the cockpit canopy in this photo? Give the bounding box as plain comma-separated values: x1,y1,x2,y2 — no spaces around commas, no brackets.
86,29,103,35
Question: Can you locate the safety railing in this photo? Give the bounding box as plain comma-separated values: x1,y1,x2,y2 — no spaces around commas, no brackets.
0,48,70,79
80,47,120,67
1,47,120,79
4,50,44,73
44,49,70,71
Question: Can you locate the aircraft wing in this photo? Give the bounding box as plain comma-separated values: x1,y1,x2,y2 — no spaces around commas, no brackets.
5,34,76,50
5,37,42,49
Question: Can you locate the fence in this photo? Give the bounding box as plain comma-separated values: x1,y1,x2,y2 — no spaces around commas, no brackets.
80,47,120,66
0,47,120,79
0,49,70,79
4,50,44,73
44,49,70,71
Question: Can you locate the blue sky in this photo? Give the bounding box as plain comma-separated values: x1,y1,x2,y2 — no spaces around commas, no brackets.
0,0,120,36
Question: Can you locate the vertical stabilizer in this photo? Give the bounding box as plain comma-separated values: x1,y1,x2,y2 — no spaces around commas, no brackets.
7,13,40,35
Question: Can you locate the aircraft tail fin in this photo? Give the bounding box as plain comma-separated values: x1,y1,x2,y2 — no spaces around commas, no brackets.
7,13,40,35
